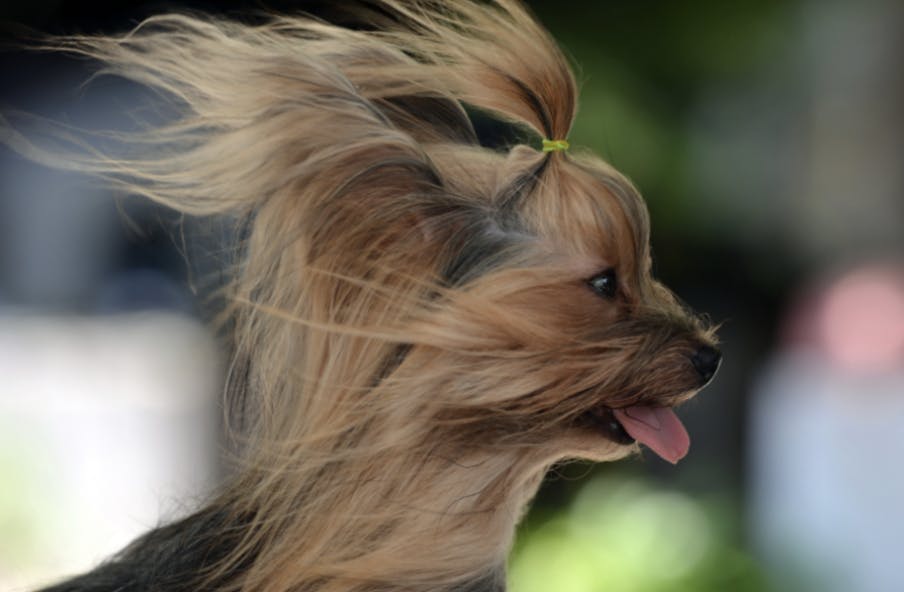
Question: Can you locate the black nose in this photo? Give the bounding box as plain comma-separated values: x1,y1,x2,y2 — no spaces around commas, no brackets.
691,345,721,385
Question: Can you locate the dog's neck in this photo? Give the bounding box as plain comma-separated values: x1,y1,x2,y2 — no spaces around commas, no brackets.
351,450,546,590
229,448,548,591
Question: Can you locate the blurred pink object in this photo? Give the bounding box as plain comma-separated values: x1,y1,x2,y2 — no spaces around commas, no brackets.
819,266,904,372
782,264,904,374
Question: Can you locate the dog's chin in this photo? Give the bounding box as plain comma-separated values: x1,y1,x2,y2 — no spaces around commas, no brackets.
552,428,639,464
534,409,635,464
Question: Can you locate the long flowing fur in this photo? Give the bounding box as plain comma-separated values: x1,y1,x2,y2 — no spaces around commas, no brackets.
7,2,718,591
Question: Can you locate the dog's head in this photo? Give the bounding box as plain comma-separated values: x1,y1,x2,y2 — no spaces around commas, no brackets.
13,2,718,468
340,141,721,468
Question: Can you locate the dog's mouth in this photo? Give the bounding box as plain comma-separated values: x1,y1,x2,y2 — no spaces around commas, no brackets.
585,407,635,445
584,405,690,464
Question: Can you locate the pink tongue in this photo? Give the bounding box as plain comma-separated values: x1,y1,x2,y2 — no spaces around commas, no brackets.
612,407,690,464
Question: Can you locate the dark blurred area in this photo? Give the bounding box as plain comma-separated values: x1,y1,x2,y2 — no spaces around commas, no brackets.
2,1,903,591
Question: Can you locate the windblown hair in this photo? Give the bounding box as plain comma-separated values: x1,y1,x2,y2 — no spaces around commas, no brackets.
10,2,717,591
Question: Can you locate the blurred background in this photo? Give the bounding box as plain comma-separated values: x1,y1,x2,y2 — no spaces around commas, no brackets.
1,1,903,590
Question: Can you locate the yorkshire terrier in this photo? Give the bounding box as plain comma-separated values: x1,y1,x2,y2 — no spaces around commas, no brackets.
17,1,719,590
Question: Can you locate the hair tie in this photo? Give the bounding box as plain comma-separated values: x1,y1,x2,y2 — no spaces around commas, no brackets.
541,138,569,153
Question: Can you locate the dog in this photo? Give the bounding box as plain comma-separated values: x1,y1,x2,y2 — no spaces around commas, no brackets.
19,1,720,590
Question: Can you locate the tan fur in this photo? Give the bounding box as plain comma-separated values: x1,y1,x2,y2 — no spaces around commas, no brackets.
5,2,717,591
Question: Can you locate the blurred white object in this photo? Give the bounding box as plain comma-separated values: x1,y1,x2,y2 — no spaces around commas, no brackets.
0,313,221,590
750,265,904,592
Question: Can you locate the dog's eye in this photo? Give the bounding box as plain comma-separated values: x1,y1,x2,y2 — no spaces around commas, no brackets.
588,269,617,299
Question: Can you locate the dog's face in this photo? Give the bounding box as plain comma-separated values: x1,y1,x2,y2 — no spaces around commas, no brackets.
362,146,720,468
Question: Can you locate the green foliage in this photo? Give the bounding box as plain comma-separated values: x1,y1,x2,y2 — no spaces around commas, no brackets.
509,476,769,592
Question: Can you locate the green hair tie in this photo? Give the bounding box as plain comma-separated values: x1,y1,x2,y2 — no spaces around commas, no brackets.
541,138,570,153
